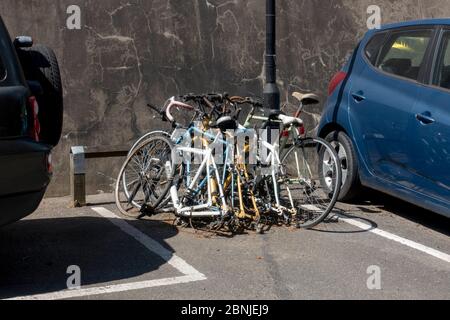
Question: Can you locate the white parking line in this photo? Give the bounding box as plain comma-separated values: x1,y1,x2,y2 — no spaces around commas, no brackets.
338,214,450,264
7,207,206,300
93,207,204,277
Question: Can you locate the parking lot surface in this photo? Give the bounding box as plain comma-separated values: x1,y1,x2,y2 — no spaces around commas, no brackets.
1,191,449,300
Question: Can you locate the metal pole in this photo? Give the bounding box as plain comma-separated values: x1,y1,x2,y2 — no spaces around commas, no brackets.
263,0,280,111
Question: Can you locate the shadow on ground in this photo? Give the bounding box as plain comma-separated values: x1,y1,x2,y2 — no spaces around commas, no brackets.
315,211,378,234
334,189,450,237
0,216,178,299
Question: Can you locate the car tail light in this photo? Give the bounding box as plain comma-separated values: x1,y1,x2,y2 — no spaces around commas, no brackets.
28,96,40,142
46,153,53,174
328,71,347,96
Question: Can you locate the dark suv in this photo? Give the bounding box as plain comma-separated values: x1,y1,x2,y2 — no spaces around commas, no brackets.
0,16,63,226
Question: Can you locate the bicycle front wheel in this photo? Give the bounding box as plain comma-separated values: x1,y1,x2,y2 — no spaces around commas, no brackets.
280,137,342,229
128,131,171,156
115,134,175,218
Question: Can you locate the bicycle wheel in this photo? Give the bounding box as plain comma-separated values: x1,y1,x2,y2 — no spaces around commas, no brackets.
279,137,342,229
115,134,175,218
129,131,171,156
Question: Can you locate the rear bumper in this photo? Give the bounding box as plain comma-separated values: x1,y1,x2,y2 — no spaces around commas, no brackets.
0,188,47,227
0,138,52,227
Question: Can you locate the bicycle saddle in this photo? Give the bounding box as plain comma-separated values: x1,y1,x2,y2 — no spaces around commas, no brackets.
210,116,238,131
292,92,320,105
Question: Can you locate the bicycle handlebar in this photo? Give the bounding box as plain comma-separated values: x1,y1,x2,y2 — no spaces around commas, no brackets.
146,93,240,128
147,103,175,126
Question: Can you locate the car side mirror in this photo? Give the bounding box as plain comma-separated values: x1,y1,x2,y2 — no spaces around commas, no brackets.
14,36,33,48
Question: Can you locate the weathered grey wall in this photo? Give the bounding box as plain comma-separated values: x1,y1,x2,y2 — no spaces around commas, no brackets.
1,0,449,196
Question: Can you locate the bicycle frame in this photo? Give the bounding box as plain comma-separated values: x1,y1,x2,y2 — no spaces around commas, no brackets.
170,130,231,218
224,125,285,216
239,112,303,216
222,136,261,221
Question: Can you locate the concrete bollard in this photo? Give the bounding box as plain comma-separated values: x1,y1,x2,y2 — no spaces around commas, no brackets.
70,146,86,207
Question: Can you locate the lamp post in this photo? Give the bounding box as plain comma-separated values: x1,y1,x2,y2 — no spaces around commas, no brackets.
263,0,280,112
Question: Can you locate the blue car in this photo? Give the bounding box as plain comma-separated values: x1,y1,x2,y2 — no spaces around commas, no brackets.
318,19,450,218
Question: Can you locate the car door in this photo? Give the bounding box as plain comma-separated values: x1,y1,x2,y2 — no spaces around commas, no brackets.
407,28,450,204
348,27,435,187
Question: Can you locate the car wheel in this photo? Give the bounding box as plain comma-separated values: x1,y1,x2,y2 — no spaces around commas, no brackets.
325,131,361,201
19,45,63,147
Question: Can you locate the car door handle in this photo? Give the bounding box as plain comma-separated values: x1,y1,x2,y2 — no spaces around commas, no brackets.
351,91,366,102
415,112,435,125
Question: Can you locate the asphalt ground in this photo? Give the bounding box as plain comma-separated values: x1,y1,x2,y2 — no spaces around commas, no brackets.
0,190,449,300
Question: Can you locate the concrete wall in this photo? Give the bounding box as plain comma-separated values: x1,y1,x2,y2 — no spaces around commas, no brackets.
1,0,449,196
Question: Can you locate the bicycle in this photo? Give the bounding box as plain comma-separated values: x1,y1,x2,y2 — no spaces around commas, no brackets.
115,93,232,218
229,93,342,228
115,92,341,230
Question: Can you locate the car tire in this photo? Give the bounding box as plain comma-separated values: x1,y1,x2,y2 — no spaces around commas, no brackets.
19,45,63,147
325,131,361,201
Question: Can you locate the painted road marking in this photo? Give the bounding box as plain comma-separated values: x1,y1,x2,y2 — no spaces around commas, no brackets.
337,214,450,264
7,207,206,300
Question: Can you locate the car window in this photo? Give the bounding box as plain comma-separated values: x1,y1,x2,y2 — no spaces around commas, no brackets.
433,31,450,89
377,30,432,81
365,33,386,65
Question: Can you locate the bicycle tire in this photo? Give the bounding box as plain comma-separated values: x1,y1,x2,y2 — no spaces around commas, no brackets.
115,134,176,218
280,137,342,229
129,131,171,156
